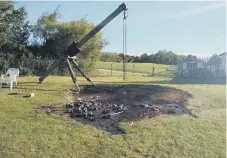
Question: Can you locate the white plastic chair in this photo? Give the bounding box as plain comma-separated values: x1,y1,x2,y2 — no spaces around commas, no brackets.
0,68,19,90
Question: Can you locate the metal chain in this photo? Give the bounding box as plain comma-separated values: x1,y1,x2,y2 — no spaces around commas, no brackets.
123,9,128,80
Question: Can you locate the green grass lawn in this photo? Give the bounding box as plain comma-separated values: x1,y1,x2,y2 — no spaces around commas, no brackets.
0,74,225,158
96,61,176,75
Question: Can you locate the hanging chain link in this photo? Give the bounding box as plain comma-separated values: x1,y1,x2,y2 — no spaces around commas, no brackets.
123,9,128,80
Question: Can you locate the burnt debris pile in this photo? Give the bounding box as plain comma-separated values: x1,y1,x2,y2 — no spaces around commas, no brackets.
37,84,195,134
66,96,128,121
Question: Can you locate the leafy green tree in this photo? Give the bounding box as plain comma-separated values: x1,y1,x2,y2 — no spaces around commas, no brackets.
0,1,31,49
0,2,34,74
32,8,107,73
100,52,122,62
32,9,59,46
133,56,140,62
9,7,31,45
140,53,150,63
0,1,13,46
208,54,221,65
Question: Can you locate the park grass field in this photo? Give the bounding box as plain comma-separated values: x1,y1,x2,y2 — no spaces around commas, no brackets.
96,61,176,74
0,72,226,158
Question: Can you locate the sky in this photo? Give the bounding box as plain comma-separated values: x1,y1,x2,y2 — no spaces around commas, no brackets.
14,1,226,57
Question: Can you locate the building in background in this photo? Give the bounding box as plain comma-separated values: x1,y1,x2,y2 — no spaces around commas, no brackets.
219,52,226,74
177,52,226,78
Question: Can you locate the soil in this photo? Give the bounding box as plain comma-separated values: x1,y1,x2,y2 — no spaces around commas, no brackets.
37,84,195,135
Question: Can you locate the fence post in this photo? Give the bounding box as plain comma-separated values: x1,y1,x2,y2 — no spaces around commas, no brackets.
204,57,206,78
111,63,112,76
133,63,135,75
4,62,6,73
152,66,155,76
181,62,183,77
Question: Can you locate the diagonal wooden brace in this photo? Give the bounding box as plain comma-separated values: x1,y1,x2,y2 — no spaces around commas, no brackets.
66,58,80,92
70,59,96,87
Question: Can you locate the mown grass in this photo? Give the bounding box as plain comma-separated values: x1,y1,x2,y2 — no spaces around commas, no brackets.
96,61,175,75
0,74,225,158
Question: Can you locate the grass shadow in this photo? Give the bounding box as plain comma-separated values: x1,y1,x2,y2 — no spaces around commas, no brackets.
16,82,39,85
170,76,226,84
8,92,19,95
16,87,59,92
94,80,171,85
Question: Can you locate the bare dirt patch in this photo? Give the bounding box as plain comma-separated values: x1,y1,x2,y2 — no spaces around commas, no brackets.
37,84,195,134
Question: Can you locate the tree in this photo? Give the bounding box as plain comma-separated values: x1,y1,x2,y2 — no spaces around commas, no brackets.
133,56,140,62
8,7,31,45
0,2,31,46
208,54,221,65
32,8,59,46
118,53,133,62
32,9,107,72
163,51,178,65
0,2,37,74
186,54,197,62
0,1,32,59
140,53,150,63
99,52,122,62
0,2,31,47
0,1,13,46
98,50,186,65
154,50,166,64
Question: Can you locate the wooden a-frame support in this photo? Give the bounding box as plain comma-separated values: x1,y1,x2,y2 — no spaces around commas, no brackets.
66,56,96,92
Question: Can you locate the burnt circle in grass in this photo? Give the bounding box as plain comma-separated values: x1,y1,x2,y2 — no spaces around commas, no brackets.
37,84,195,135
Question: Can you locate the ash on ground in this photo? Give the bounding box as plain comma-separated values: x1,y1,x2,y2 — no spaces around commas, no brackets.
37,84,195,135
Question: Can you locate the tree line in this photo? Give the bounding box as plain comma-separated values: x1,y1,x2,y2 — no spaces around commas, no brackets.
100,51,225,66
0,2,105,75
100,50,186,65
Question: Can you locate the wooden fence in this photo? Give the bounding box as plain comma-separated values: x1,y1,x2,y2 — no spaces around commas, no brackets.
93,63,177,77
